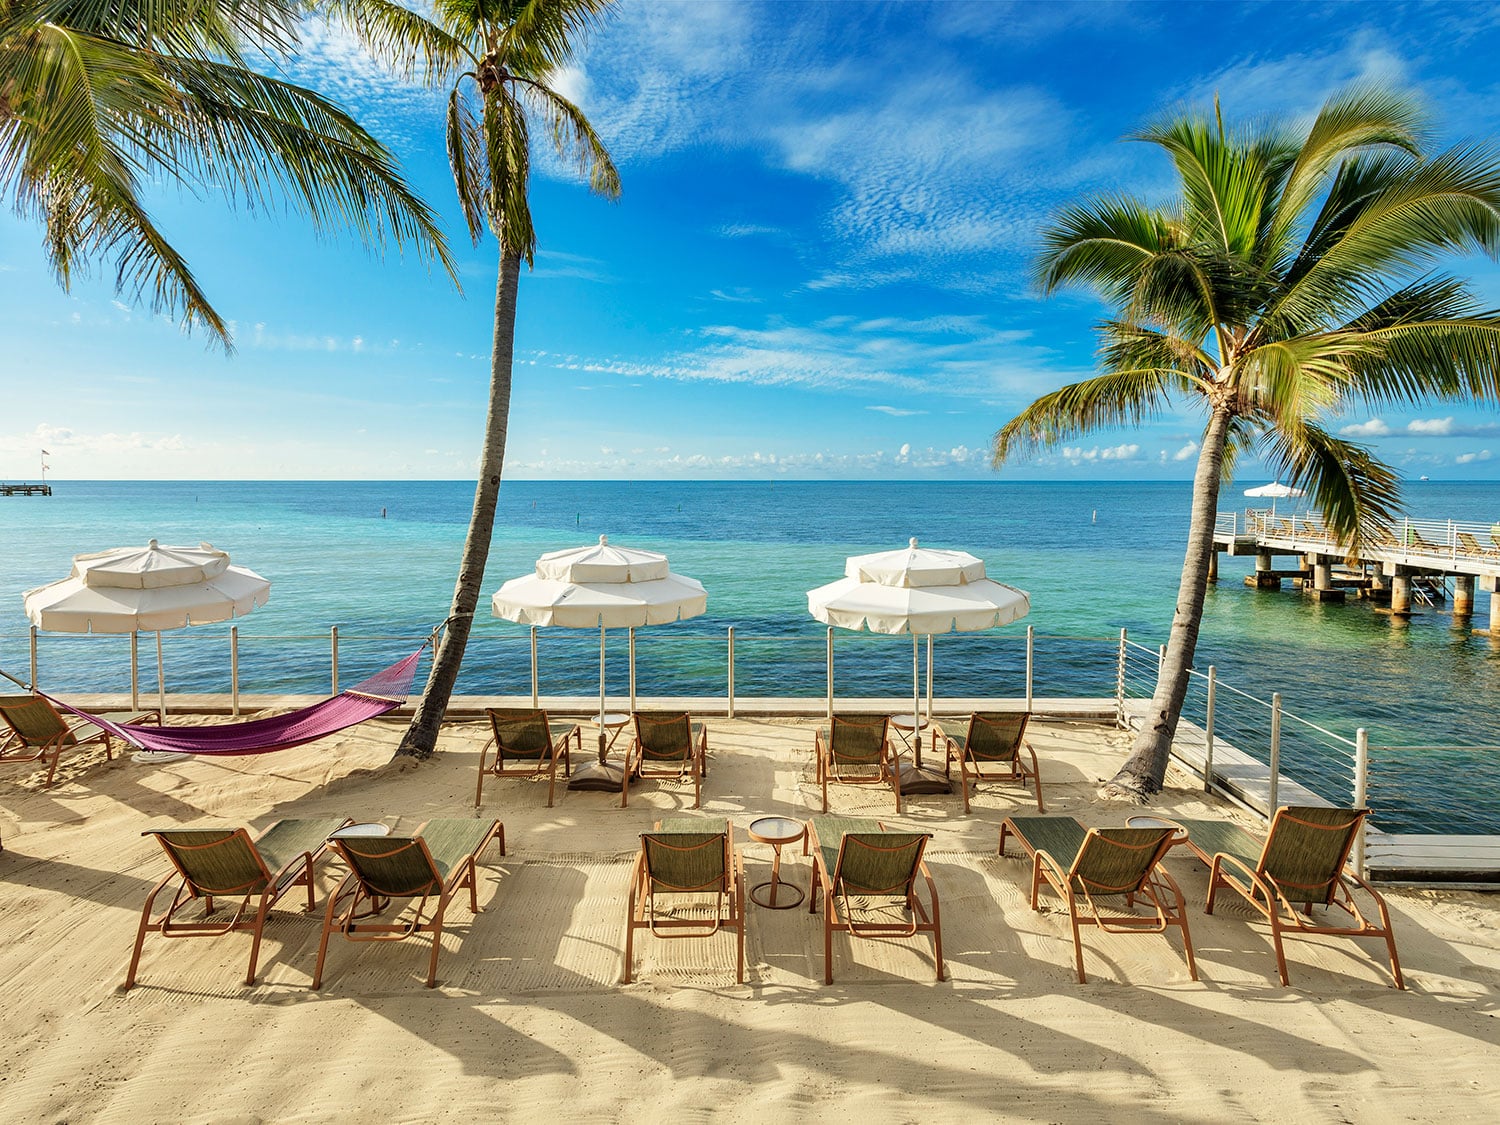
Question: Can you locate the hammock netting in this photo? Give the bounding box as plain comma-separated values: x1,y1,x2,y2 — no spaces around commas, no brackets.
46,648,424,756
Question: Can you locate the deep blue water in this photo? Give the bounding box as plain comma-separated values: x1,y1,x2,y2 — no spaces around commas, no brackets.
4,478,1500,831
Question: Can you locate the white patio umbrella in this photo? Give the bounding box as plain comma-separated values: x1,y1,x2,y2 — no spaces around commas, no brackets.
23,540,270,758
491,536,707,788
1244,481,1305,517
808,538,1030,784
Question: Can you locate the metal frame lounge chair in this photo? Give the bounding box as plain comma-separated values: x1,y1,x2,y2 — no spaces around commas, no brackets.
624,711,708,809
942,711,1044,814
1457,531,1500,559
312,818,505,989
623,817,745,984
0,694,158,788
807,816,943,984
999,815,1195,984
125,816,353,989
1175,807,1403,988
815,714,897,813
475,707,581,809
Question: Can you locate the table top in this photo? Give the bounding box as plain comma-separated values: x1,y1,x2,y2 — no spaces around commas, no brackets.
1125,815,1189,843
330,822,392,838
889,716,929,731
748,816,805,845
593,712,630,728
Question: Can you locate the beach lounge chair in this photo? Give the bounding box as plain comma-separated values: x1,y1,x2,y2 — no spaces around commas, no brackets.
623,817,745,984
815,714,896,813
624,711,708,809
1176,807,1403,988
475,707,580,809
807,816,943,984
0,694,157,788
312,818,505,989
942,711,1044,814
1457,531,1500,559
999,815,1195,984
124,816,353,990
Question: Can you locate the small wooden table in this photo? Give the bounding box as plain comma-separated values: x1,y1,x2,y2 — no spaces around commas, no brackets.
748,816,806,909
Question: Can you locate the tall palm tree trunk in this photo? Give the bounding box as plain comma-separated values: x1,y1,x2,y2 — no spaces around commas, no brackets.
397,248,522,758
1104,405,1233,799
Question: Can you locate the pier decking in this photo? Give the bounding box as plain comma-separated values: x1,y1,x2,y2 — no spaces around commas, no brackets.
0,482,51,496
1213,509,1500,625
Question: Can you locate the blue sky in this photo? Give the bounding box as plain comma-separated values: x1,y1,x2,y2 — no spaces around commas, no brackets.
5,0,1500,481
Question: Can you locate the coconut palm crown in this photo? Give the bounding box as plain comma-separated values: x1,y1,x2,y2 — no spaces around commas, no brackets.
321,0,620,757
1,0,455,346
994,87,1500,800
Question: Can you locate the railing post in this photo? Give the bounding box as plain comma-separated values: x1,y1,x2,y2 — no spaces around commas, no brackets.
727,626,736,719
331,625,339,695
826,626,835,720
1157,643,1167,679
1268,691,1282,816
1115,628,1127,728
1354,727,1369,880
129,630,138,708
1204,665,1216,792
530,625,539,709
230,625,240,716
1025,625,1034,712
31,625,39,693
628,626,637,712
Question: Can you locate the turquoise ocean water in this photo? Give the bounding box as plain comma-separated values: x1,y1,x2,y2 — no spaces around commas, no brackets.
4,479,1500,831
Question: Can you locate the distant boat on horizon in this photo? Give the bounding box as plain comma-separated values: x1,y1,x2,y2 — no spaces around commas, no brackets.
1420,475,1430,481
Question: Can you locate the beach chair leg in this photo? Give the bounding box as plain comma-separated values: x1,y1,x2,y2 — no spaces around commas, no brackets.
474,748,487,809
1268,914,1292,986
823,896,835,985
245,896,274,985
1205,857,1223,914
426,908,448,989
1029,854,1045,911
545,756,557,808
123,876,173,990
1385,929,1405,989
1070,908,1088,984
929,888,945,982
1030,750,1045,812
43,739,63,788
310,878,351,989
735,871,746,984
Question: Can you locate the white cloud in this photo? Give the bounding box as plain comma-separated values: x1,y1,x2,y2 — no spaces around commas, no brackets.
1341,418,1393,438
1061,443,1141,464
1455,450,1493,464
867,405,928,417
1407,418,1454,436
1172,440,1199,462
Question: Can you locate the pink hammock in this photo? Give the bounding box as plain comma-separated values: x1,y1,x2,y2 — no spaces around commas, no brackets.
46,648,424,756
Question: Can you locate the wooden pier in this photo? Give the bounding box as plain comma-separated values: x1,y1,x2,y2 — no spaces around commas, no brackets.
0,482,51,497
1213,510,1500,628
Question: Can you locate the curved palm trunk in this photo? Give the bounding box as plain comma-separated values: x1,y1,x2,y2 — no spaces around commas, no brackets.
397,248,522,758
1104,406,1233,800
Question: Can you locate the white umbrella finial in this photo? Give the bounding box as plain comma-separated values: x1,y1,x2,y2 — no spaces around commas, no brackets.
599,534,608,545
148,538,159,548
909,537,918,548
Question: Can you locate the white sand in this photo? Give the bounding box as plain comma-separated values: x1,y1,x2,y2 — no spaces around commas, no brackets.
2,714,1498,1123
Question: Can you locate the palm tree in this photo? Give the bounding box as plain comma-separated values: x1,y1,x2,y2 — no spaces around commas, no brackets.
323,0,620,758
993,88,1500,801
1,0,453,346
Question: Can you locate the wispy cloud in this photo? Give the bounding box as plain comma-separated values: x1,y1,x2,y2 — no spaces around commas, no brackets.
1341,418,1393,438
868,405,928,417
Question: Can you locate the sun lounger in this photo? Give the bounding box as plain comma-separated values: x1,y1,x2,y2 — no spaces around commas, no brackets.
815,714,897,812
125,816,353,989
999,815,1194,983
807,816,943,984
623,816,744,984
1173,808,1403,987
942,711,1043,814
312,818,505,989
624,712,708,809
0,694,158,788
475,707,580,808
1457,531,1500,559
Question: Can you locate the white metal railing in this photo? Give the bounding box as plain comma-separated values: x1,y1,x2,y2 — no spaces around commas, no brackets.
1219,508,1500,566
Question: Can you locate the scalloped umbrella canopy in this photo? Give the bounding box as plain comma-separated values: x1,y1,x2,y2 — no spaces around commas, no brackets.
808,538,1029,727
492,536,706,767
22,540,270,718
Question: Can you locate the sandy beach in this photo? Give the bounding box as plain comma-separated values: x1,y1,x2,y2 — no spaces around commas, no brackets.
2,713,1498,1123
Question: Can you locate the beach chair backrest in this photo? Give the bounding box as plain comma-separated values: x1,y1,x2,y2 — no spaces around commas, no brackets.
642,830,729,894
148,828,273,897
487,708,553,761
333,836,443,899
1069,827,1172,896
635,712,694,764
1459,531,1484,554
829,714,889,768
1257,806,1366,905
833,831,929,897
965,712,1028,763
0,695,72,748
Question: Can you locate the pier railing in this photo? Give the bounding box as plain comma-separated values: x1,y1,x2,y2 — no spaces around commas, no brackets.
1216,508,1500,565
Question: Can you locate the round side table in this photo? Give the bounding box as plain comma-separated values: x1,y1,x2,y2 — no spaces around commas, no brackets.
748,816,806,909
1125,814,1189,847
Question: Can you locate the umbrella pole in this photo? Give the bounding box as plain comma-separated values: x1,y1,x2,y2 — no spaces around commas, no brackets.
156,631,166,719
598,625,608,764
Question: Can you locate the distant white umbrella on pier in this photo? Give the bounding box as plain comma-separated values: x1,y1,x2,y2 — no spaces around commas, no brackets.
23,540,270,755
1244,481,1306,517
491,536,707,790
808,538,1029,789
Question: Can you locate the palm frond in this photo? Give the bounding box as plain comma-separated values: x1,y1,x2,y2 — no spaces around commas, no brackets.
1261,422,1402,547
1033,196,1175,302
523,82,619,197
314,0,474,83
445,79,486,244
991,367,1180,464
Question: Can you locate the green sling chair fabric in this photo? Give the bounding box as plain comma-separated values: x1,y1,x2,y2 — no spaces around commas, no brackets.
950,712,1028,764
